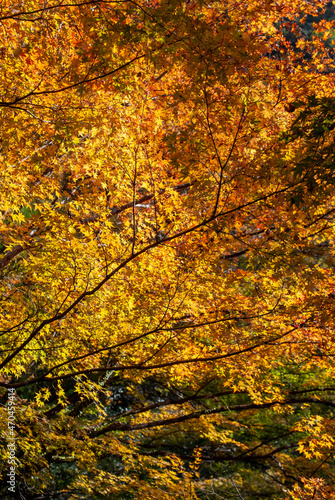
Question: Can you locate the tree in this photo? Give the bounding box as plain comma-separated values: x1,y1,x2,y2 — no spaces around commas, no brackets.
0,0,335,498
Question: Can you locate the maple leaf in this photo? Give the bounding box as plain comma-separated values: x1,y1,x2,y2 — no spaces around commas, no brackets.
1,1,335,499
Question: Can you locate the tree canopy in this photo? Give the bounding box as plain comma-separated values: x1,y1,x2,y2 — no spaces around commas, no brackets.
1,0,335,498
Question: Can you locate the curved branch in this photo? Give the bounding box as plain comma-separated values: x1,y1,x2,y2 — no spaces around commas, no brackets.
0,245,24,270
90,397,335,437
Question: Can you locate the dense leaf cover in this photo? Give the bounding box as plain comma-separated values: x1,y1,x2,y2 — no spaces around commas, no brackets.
1,0,335,498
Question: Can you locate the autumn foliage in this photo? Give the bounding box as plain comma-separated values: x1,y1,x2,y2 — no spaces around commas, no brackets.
1,0,335,498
